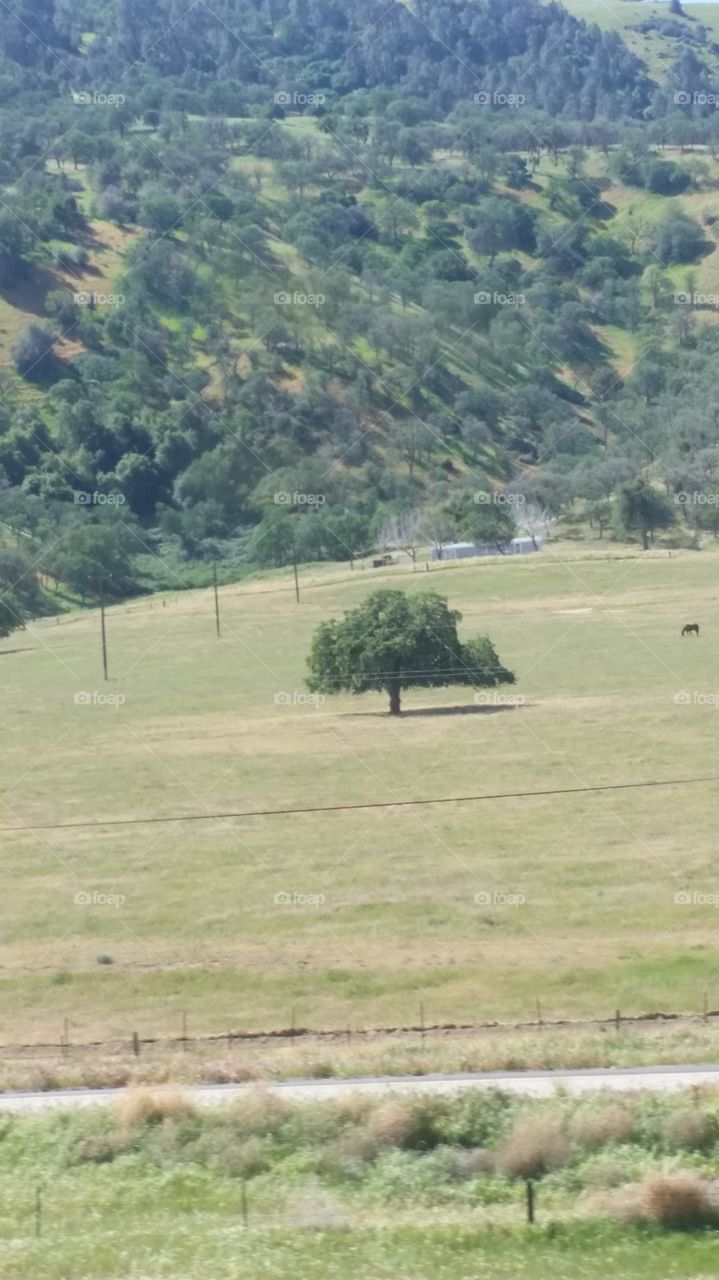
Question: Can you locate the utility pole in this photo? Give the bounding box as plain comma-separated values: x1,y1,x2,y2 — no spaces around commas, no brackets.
100,595,108,681
213,562,221,638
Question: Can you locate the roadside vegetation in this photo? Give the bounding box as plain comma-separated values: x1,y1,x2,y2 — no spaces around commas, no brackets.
6,1085,719,1278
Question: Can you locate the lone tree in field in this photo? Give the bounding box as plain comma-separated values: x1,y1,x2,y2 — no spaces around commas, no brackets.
307,588,515,716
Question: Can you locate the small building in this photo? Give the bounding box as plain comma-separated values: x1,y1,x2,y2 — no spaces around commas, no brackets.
431,536,543,561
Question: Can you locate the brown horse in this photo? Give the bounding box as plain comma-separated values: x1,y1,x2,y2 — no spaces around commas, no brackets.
681,623,700,637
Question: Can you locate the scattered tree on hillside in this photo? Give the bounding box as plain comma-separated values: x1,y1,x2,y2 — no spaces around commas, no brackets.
615,479,674,550
307,587,515,715
380,509,423,564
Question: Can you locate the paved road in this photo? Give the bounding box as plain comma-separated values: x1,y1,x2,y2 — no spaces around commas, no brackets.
1,1064,718,1111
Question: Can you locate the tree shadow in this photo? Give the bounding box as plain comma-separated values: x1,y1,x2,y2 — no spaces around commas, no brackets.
350,703,524,719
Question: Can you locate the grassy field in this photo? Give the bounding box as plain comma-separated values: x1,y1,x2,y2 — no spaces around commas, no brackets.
5,1083,719,1278
562,0,719,81
2,540,719,1053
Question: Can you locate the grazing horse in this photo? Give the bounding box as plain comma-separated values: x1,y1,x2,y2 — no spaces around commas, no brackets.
681,623,700,637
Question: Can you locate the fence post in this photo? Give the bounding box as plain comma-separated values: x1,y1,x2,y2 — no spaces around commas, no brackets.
615,1008,621,1033
132,1031,140,1058
526,1179,535,1224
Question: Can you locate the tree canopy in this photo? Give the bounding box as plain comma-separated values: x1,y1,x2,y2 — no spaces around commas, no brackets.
307,588,515,715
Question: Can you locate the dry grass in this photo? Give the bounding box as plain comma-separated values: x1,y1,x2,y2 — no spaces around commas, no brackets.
4,544,719,1046
5,1019,719,1095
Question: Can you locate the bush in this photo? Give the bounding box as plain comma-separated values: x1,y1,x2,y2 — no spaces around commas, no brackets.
114,1086,194,1128
666,1107,718,1153
571,1103,636,1150
496,1112,571,1178
639,1172,718,1229
366,1096,445,1150
12,323,56,377
226,1088,290,1138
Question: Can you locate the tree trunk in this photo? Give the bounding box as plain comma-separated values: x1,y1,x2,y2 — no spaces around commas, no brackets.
389,684,401,716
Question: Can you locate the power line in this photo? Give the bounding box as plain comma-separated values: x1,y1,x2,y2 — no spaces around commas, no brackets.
2,774,718,835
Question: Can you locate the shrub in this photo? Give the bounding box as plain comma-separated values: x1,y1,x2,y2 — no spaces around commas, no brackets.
367,1100,417,1148
366,1096,445,1150
495,1112,570,1178
607,1172,719,1230
318,1126,378,1176
216,1134,270,1178
571,1103,635,1150
639,1172,718,1229
114,1086,194,1128
226,1088,289,1138
74,1133,130,1164
12,323,56,377
666,1107,718,1153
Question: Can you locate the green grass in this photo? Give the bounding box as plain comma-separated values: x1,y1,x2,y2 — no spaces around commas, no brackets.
2,541,719,1048
561,0,719,81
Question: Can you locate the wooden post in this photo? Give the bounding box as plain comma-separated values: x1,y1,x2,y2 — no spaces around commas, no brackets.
100,598,108,681
132,1031,140,1058
182,1011,188,1051
615,1008,621,1033
536,998,543,1029
420,1001,425,1040
213,562,221,639
293,552,300,604
526,1179,535,1224
704,992,709,1023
